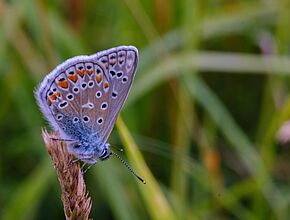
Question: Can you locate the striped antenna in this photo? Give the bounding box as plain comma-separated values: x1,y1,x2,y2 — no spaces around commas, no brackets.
111,151,146,184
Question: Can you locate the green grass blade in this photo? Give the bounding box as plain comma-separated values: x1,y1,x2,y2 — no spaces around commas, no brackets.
2,158,53,220
116,117,177,220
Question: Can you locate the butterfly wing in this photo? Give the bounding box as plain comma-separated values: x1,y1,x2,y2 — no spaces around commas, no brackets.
36,55,89,140
92,46,138,143
93,46,138,142
35,46,138,143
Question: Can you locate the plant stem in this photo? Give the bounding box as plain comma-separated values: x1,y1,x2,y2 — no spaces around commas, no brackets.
41,129,92,220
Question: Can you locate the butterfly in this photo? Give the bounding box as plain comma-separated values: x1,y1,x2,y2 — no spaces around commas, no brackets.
35,46,144,182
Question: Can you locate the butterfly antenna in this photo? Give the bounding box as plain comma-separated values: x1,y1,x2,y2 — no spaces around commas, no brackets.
110,145,124,152
111,151,146,184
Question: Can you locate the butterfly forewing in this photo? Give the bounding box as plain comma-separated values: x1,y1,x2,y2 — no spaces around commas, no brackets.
95,47,138,142
35,46,138,143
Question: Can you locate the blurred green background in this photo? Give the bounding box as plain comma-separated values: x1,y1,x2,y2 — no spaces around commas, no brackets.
1,0,290,219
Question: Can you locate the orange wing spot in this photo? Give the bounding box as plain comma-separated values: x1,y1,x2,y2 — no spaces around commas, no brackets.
58,80,69,89
55,91,61,97
86,70,93,75
47,99,52,106
50,94,57,100
104,81,109,89
77,70,85,77
96,74,103,83
68,74,78,82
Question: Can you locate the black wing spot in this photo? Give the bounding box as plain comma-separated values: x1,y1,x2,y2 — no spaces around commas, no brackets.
74,143,81,148
83,115,90,122
101,58,107,64
88,81,94,88
56,114,63,120
81,82,87,89
117,72,123,78
112,91,118,98
66,93,74,100
96,91,102,98
73,117,79,123
73,87,79,93
101,102,108,110
110,70,116,77
122,77,128,83
97,117,103,124
59,101,68,109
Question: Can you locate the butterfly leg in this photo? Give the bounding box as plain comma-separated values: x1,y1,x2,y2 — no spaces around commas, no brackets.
81,159,97,174
64,158,81,172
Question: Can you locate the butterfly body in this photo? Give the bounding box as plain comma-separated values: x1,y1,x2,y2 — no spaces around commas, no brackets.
35,46,138,164
67,133,111,164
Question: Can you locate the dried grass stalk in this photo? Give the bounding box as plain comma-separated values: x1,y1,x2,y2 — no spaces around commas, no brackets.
41,129,92,220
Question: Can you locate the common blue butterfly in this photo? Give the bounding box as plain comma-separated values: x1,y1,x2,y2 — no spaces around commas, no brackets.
35,46,144,182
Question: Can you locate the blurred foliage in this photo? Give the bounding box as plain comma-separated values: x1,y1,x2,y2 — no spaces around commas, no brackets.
1,0,290,219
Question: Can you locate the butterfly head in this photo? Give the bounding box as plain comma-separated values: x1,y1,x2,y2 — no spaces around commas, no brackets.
95,143,111,161
68,140,111,164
